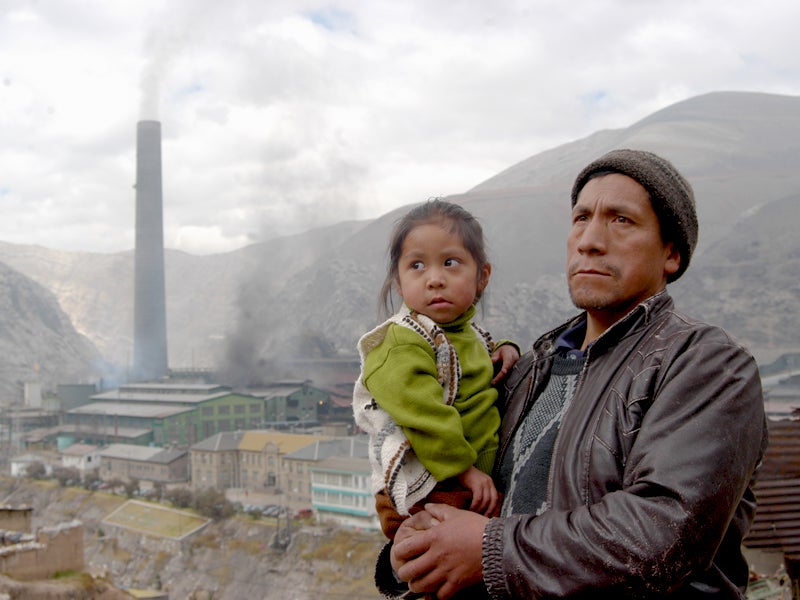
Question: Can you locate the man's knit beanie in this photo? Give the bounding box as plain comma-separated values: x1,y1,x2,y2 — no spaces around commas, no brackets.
570,148,698,282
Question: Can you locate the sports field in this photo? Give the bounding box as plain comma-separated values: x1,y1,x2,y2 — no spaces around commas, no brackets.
103,499,210,539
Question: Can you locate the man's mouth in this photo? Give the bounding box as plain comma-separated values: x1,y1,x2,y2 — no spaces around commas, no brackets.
569,263,613,277
574,269,608,276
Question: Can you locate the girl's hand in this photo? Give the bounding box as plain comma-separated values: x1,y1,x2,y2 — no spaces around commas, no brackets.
457,466,499,517
491,343,520,385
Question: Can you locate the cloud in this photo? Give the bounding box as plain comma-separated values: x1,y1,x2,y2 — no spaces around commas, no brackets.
1,0,800,254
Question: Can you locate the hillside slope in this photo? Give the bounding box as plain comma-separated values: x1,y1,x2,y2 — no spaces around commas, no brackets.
0,478,383,600
0,261,100,399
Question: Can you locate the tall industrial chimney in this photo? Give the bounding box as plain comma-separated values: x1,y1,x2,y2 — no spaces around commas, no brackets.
132,120,169,382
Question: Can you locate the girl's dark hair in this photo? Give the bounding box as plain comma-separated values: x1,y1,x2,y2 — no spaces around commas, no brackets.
379,198,489,315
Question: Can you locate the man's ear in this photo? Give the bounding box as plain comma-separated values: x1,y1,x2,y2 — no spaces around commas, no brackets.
664,242,680,278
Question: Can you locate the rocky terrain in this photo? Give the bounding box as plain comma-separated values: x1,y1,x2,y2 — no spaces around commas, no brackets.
0,262,100,399
0,477,385,599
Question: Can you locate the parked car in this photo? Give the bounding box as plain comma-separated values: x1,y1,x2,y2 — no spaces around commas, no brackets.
262,505,281,517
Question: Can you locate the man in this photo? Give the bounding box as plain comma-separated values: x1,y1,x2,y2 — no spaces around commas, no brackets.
378,149,768,598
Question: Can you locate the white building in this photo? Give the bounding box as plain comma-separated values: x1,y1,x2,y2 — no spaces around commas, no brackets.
60,443,102,472
311,456,379,531
10,453,52,477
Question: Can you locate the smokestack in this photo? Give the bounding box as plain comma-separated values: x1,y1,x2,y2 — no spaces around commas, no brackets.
133,120,169,382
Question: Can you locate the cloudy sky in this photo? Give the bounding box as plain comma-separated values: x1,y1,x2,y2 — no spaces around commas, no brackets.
2,0,799,255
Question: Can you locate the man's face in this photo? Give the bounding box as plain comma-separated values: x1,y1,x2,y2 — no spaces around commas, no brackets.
567,173,680,333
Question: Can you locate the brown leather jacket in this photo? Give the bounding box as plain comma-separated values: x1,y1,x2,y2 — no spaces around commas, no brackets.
482,291,768,598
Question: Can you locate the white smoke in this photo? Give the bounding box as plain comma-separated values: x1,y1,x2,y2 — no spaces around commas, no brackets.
140,26,176,120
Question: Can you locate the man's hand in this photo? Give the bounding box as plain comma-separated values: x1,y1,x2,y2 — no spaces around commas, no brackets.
392,504,488,599
491,344,520,385
390,508,441,573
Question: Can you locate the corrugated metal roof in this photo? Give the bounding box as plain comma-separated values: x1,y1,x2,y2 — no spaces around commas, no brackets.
151,448,188,464
249,386,305,399
99,444,163,461
313,456,371,473
745,419,800,559
758,420,800,480
67,402,194,419
117,383,227,393
284,436,368,461
91,390,233,404
191,431,245,452
59,423,152,437
747,478,800,557
60,443,100,456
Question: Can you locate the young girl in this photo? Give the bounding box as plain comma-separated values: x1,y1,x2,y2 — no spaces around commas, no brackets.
353,198,519,539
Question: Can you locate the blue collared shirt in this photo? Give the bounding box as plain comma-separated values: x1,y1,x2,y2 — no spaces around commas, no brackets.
555,317,589,360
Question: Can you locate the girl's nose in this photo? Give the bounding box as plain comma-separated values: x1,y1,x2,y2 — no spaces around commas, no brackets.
426,269,445,288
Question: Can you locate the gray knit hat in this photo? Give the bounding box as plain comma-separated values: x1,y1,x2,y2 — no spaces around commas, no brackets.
570,148,698,282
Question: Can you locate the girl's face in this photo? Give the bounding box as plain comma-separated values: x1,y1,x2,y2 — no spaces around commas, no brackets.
395,221,490,324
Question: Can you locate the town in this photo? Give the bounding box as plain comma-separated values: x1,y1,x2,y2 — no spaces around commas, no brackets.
4,367,380,534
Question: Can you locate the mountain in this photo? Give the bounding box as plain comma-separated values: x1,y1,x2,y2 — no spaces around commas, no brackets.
1,91,798,391
674,193,800,348
0,261,101,399
243,90,800,370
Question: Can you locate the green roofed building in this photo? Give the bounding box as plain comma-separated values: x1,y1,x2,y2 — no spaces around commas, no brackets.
60,383,265,448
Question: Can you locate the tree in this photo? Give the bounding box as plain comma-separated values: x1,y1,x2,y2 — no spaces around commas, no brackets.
25,461,47,480
152,480,165,500
165,487,193,508
192,487,235,520
107,477,125,494
52,466,80,487
83,468,101,490
123,477,139,498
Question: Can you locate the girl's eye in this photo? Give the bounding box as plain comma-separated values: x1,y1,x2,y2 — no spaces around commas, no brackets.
411,260,424,270
444,258,461,267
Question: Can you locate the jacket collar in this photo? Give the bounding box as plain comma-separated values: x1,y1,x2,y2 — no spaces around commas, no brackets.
534,290,674,358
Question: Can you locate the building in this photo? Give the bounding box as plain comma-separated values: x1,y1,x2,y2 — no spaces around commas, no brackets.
311,455,378,531
282,436,368,505
0,510,84,581
9,454,52,477
764,375,800,420
248,381,329,426
98,443,189,484
63,402,191,447
0,406,60,451
60,383,265,448
190,431,244,490
57,383,97,411
59,443,101,472
190,431,331,494
744,419,800,589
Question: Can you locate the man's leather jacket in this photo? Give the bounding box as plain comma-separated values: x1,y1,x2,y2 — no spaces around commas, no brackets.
482,291,768,598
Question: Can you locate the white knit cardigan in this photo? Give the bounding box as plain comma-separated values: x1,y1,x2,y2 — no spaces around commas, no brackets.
352,305,492,516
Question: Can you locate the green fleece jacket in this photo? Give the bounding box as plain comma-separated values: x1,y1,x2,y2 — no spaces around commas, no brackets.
361,305,500,482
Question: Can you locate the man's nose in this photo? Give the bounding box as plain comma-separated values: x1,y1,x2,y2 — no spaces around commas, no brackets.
576,218,607,254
